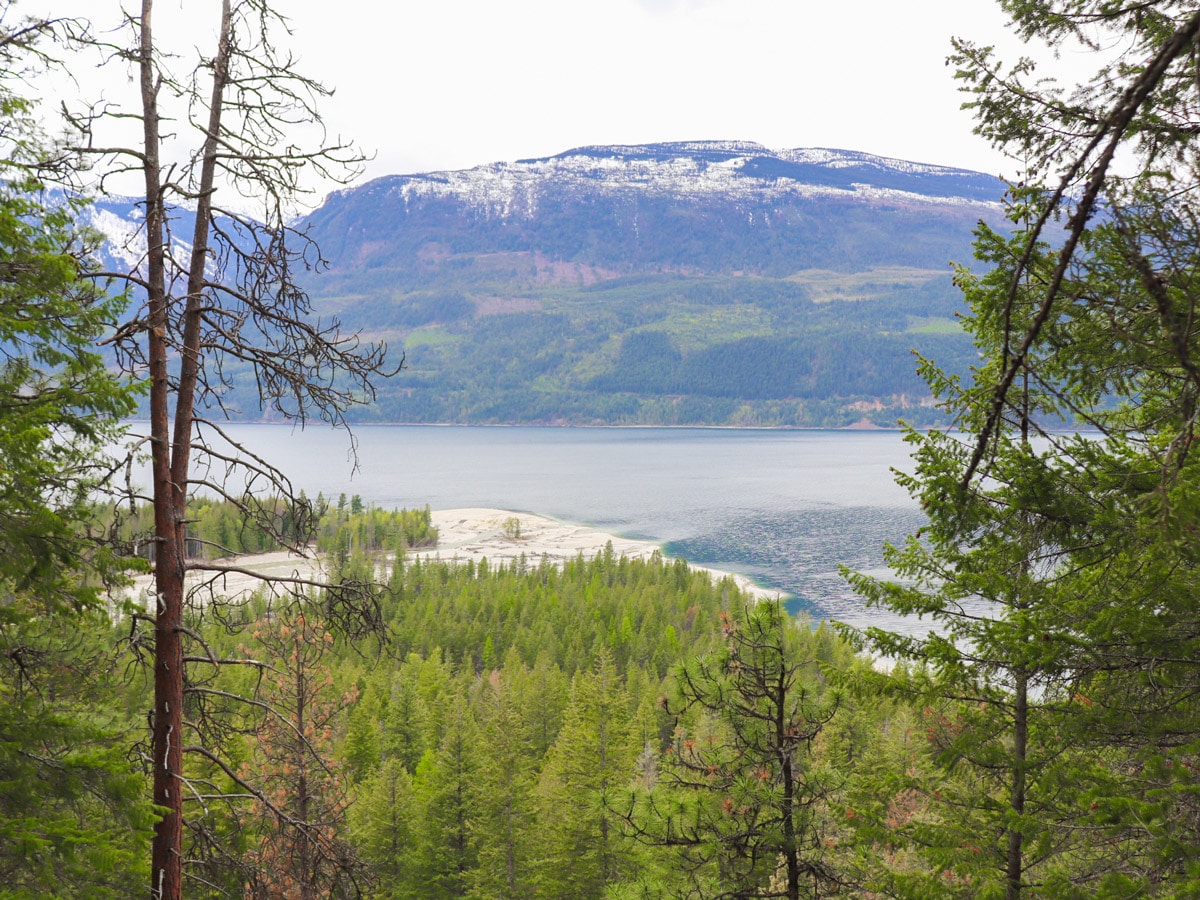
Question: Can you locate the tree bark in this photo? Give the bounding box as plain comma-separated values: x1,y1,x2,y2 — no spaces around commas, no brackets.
147,3,233,896
142,0,185,892
112,0,382,891
778,665,801,900
1006,668,1028,900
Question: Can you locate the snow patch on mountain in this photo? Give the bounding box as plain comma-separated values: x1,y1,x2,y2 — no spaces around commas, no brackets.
81,202,199,280
779,147,977,176
354,142,1004,221
81,207,147,271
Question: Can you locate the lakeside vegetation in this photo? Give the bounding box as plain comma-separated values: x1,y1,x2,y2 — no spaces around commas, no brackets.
6,0,1200,896
311,269,976,428
102,496,437,561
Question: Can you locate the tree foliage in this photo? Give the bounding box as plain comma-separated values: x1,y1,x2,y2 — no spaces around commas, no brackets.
0,6,153,896
0,5,139,614
618,601,843,900
843,2,1200,896
0,611,155,899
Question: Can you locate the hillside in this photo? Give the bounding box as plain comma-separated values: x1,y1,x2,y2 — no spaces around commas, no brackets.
94,142,1008,425
298,142,1003,426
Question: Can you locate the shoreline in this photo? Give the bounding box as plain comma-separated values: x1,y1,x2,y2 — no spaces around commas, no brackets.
423,508,779,600
120,508,781,604
118,419,913,432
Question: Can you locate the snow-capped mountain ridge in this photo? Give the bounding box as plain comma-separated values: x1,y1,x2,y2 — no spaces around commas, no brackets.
128,140,1008,426
535,141,981,178
344,141,1004,219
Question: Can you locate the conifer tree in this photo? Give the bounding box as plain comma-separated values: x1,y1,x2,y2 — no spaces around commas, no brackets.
619,600,841,900
240,612,363,899
0,6,150,894
0,2,139,616
60,3,393,894
0,612,155,898
381,661,429,774
534,648,638,899
349,758,418,899
343,683,384,783
411,695,481,898
510,650,569,759
469,669,539,900
844,2,1200,895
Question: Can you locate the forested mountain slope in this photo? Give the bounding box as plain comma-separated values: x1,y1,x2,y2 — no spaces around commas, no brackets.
95,142,1008,425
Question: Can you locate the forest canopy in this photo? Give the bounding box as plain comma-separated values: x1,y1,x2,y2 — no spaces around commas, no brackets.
5,0,1200,898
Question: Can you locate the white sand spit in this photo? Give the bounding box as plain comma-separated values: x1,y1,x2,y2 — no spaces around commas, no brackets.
422,509,777,600
421,508,658,564
118,507,779,605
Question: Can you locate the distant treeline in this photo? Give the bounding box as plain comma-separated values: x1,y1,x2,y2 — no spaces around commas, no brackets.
102,495,437,560
588,330,972,401
340,271,975,427
161,266,978,427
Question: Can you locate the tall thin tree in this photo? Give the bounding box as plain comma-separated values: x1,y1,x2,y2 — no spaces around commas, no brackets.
69,2,392,896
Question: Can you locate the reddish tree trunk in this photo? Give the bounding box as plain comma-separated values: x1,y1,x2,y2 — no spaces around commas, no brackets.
145,2,233,895
141,0,184,893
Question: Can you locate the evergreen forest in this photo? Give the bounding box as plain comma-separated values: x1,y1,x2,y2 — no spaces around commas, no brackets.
4,1,1200,898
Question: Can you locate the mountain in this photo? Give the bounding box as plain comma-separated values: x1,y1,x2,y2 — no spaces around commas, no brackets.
93,142,1010,426
306,141,1003,277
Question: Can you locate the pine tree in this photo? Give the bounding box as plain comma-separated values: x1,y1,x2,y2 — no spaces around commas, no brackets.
841,206,1172,898
60,3,391,892
240,612,363,899
619,600,842,899
509,650,568,759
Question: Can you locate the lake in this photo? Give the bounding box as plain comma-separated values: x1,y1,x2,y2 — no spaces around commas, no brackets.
153,424,928,634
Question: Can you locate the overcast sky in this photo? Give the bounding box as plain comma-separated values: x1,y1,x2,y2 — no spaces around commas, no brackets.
286,0,1028,179
38,0,1106,197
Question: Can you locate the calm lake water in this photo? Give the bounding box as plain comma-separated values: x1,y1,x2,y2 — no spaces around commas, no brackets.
149,424,928,633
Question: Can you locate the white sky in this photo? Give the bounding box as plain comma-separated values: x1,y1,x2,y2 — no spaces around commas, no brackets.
289,0,1026,179
32,0,1109,200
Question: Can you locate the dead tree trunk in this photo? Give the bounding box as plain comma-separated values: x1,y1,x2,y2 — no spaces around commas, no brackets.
140,2,185,894
76,2,393,896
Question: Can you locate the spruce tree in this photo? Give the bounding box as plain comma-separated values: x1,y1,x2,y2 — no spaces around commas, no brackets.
469,669,540,900
534,648,637,899
844,2,1200,894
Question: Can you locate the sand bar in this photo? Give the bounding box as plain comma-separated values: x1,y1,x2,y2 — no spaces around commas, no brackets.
120,507,779,604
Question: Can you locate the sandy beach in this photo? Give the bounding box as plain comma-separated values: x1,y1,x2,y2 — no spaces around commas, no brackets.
121,507,778,604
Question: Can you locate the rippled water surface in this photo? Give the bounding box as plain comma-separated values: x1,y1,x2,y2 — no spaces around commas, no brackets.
158,425,929,631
